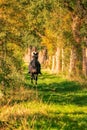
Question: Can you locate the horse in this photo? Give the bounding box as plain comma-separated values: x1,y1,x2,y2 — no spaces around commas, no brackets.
28,54,41,85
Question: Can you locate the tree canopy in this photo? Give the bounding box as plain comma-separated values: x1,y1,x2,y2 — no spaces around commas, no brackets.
0,0,87,87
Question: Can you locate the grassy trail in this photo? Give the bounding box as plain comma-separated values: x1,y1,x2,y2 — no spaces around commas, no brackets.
0,72,87,130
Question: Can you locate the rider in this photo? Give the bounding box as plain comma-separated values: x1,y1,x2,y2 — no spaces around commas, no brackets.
31,47,38,59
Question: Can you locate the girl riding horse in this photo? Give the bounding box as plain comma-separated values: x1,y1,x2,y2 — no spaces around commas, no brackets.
29,50,41,85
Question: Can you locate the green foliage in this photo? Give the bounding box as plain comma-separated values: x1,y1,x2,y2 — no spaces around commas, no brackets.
0,44,24,87
0,0,27,87
0,0,87,87
80,23,87,39
82,0,87,8
63,31,74,45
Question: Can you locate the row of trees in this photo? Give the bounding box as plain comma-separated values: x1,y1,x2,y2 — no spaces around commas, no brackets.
0,0,28,87
26,0,87,76
0,0,87,87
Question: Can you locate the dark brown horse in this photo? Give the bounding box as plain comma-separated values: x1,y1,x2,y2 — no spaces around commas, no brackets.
28,54,41,85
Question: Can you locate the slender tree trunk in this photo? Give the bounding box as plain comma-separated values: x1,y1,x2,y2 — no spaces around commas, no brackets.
55,47,61,73
42,48,48,64
62,48,64,72
23,46,32,63
69,47,76,75
48,56,52,69
52,55,55,73
29,46,32,62
82,47,87,76
72,15,81,43
38,50,43,63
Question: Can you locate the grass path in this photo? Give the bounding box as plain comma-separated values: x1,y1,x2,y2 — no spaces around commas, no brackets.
0,72,87,130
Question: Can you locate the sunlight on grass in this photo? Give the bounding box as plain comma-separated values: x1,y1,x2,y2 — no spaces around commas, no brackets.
0,101,87,129
0,72,87,130
1,102,87,120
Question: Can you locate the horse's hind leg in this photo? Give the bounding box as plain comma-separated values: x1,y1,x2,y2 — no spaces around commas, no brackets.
30,74,33,84
31,78,33,84
35,74,38,85
33,74,36,85
35,79,37,85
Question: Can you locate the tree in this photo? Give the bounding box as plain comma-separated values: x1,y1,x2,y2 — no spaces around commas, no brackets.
61,0,87,76
0,0,28,87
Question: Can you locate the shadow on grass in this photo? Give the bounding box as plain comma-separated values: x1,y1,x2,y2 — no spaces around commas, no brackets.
25,72,87,106
27,113,87,130
36,83,87,106
2,72,85,107
0,72,87,130
0,111,87,130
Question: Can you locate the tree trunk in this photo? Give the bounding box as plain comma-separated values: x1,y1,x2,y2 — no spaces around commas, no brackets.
82,47,87,76
69,47,76,75
23,46,32,63
52,55,55,73
48,56,52,69
38,50,43,64
29,46,32,61
72,15,81,43
55,47,61,73
42,48,48,64
62,48,64,72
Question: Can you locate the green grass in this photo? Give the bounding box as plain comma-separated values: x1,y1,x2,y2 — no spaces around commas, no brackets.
0,71,87,130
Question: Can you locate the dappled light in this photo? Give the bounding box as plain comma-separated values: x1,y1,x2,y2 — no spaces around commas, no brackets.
0,0,87,129
0,72,87,129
